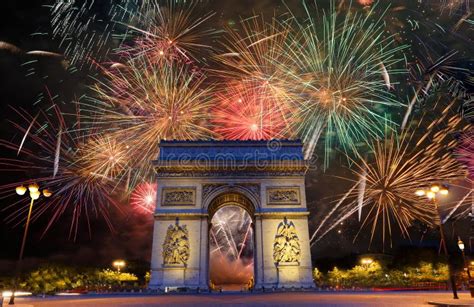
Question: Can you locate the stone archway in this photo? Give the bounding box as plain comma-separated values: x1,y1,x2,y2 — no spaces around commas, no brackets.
207,193,255,291
149,140,315,291
208,192,255,218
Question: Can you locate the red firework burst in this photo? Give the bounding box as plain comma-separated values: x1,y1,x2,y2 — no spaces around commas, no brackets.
130,182,157,215
212,82,289,140
357,0,374,6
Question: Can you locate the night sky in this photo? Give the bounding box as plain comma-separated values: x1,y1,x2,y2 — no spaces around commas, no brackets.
0,0,472,274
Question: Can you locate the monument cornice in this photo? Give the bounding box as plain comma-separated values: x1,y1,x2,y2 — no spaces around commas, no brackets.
155,172,307,178
255,211,310,219
154,212,208,220
153,161,309,177
158,139,303,147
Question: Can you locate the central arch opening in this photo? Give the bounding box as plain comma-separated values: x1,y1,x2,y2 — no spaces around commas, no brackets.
208,194,254,291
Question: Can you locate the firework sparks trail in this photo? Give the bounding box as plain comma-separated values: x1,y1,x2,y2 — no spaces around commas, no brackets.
313,99,468,247
17,113,38,156
78,134,131,185
215,15,294,92
213,221,238,259
437,0,471,16
280,2,407,167
49,0,123,69
401,77,433,130
0,41,23,53
53,128,62,178
238,223,252,259
302,121,324,160
454,128,474,222
402,51,470,129
84,59,215,189
310,180,360,244
214,15,296,135
0,107,122,239
313,205,359,245
226,222,240,259
210,228,225,256
209,206,253,286
457,127,474,179
212,81,290,140
358,165,367,222
443,189,473,223
116,1,217,65
130,182,157,215
210,206,253,261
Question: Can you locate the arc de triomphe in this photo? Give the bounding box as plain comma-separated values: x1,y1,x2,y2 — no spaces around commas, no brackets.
149,140,314,290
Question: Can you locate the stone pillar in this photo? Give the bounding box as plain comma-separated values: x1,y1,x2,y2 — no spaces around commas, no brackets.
254,216,264,289
276,262,300,287
297,216,317,288
149,219,163,289
257,214,315,289
149,217,199,290
198,217,209,290
162,264,186,286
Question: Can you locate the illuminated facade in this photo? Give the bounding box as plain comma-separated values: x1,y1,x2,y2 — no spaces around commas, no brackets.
149,140,314,290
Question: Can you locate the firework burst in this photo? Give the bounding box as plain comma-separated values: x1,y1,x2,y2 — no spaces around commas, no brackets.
117,1,217,65
85,59,215,188
78,134,130,183
214,15,295,129
49,0,129,69
130,182,157,215
216,15,293,91
0,107,120,239
311,100,468,247
210,205,253,261
280,2,407,165
212,81,290,140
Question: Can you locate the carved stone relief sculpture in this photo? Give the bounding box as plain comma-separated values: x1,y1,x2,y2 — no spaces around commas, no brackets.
162,222,190,265
273,217,301,264
267,187,300,205
162,188,196,206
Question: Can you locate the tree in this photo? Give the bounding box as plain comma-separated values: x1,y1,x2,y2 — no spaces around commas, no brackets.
17,265,139,294
19,266,83,294
313,268,324,286
321,261,448,288
327,267,348,288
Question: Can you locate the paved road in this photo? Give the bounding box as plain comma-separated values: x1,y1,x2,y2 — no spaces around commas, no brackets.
5,291,474,307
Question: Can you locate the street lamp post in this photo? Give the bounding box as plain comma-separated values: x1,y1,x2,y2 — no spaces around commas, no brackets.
458,238,474,297
360,258,374,269
415,184,458,300
113,260,125,273
9,184,51,305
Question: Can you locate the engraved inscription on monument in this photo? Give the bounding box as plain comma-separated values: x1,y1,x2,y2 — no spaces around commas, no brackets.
267,187,300,205
162,187,196,206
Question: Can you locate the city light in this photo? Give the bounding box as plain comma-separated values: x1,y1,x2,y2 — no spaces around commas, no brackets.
15,185,26,195
361,258,374,265
415,189,425,196
113,260,126,272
